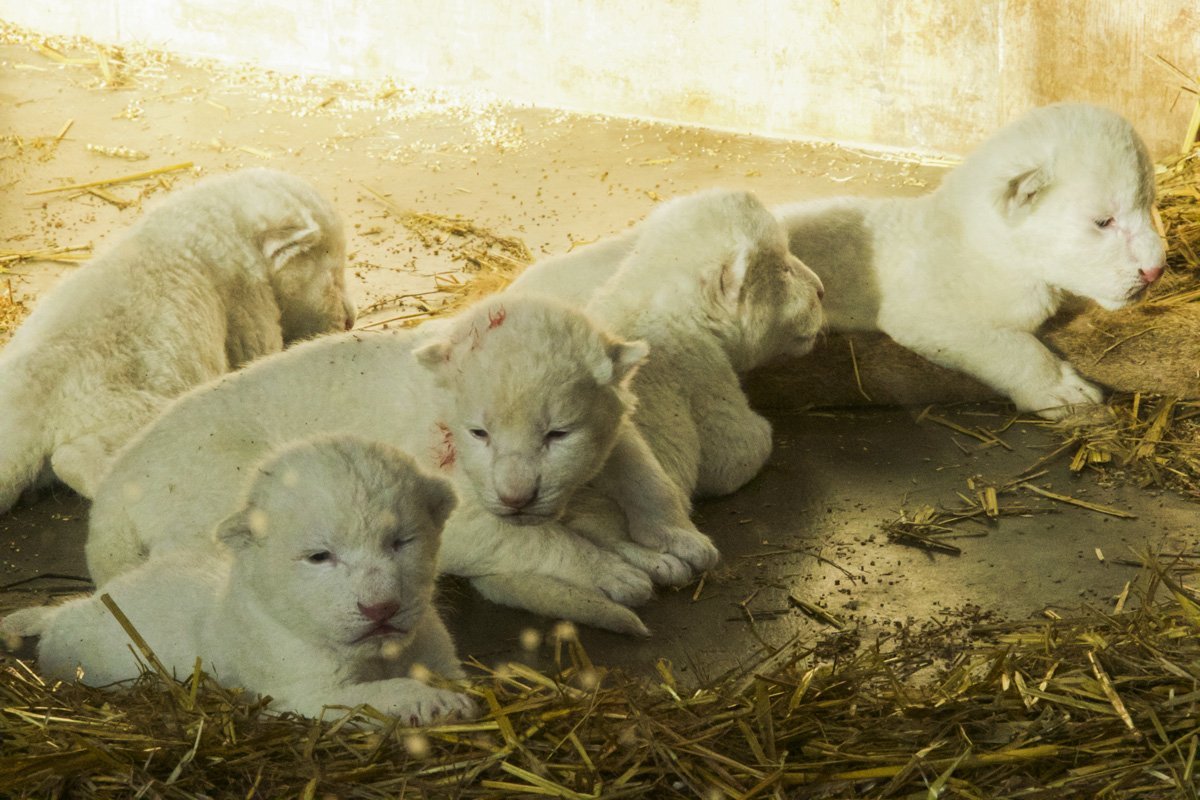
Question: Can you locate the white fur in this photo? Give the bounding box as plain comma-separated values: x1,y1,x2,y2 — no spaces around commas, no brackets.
2,436,475,724
775,103,1165,419
0,168,355,510
511,190,825,579
87,295,676,635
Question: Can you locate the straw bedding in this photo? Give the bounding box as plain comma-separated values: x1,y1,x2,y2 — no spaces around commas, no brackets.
3,560,1199,798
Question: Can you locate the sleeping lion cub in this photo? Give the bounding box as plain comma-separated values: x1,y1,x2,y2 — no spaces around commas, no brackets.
511,189,825,580
2,436,475,725
775,103,1165,418
87,294,696,635
0,168,355,510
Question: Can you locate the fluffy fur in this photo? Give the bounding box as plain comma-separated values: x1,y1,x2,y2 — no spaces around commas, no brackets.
87,294,689,635
774,103,1165,419
2,436,474,724
511,190,825,577
0,168,355,510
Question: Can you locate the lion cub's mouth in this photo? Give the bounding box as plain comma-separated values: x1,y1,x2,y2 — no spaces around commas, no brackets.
353,623,409,644
496,509,555,526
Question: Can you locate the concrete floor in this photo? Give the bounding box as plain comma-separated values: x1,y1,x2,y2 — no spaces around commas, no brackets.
5,402,1196,686
2,32,1197,687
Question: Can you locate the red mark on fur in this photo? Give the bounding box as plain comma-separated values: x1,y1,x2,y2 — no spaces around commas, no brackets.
434,422,457,471
487,306,507,330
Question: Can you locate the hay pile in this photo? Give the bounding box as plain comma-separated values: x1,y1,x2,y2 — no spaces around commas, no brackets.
3,561,1199,798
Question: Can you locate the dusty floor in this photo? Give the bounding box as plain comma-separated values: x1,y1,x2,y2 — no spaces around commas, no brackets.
2,31,1197,688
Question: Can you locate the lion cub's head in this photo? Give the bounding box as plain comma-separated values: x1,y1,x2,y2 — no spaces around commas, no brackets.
414,295,647,525
217,435,456,656
228,168,357,339
952,103,1165,311
596,189,827,372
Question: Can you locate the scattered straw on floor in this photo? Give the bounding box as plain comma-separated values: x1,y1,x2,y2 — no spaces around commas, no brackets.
3,560,1198,798
356,184,532,328
0,280,30,345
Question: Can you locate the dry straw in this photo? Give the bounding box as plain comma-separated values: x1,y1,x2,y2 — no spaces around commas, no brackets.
357,184,533,329
1057,141,1200,495
3,559,1200,798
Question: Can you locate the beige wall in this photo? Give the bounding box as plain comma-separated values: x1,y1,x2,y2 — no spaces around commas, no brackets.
3,1,1196,157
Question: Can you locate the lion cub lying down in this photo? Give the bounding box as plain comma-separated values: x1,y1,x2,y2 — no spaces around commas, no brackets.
87,294,702,635
2,436,475,725
518,189,824,496
0,168,355,511
510,190,825,580
775,103,1165,419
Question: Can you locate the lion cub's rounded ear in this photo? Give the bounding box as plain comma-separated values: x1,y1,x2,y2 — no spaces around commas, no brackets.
413,339,452,370
1000,166,1051,220
419,473,458,530
259,209,323,273
595,338,649,386
216,508,257,550
718,244,753,305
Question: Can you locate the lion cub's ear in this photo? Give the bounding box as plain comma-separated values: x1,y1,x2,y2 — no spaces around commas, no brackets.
1000,166,1051,220
417,472,458,530
413,339,452,369
216,507,258,550
259,208,323,273
593,337,649,386
717,244,752,307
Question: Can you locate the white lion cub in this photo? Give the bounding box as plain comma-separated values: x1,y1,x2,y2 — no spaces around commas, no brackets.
775,103,1165,419
511,190,824,577
87,294,699,635
0,168,356,510
2,436,475,725
516,189,825,496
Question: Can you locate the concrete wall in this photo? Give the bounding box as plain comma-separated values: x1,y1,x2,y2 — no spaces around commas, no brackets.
3,0,1197,157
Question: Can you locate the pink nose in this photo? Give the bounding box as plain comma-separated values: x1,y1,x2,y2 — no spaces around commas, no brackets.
1140,264,1164,284
499,489,537,510
357,601,399,623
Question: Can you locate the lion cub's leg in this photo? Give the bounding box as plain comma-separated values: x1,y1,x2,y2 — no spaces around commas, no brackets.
51,434,118,500
472,573,651,637
293,676,477,725
886,317,1102,419
437,498,656,634
288,613,476,725
562,489,694,587
693,394,775,498
590,422,719,574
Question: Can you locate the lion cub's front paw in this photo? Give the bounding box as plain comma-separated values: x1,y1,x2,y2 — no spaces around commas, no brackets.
405,686,479,727
1015,363,1104,420
627,520,720,575
590,552,655,606
607,541,693,587
662,525,720,573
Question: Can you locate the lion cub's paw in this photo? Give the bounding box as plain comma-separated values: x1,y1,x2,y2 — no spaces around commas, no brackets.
1018,362,1104,420
660,525,720,573
608,541,693,586
628,520,720,574
589,553,655,606
403,685,479,727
